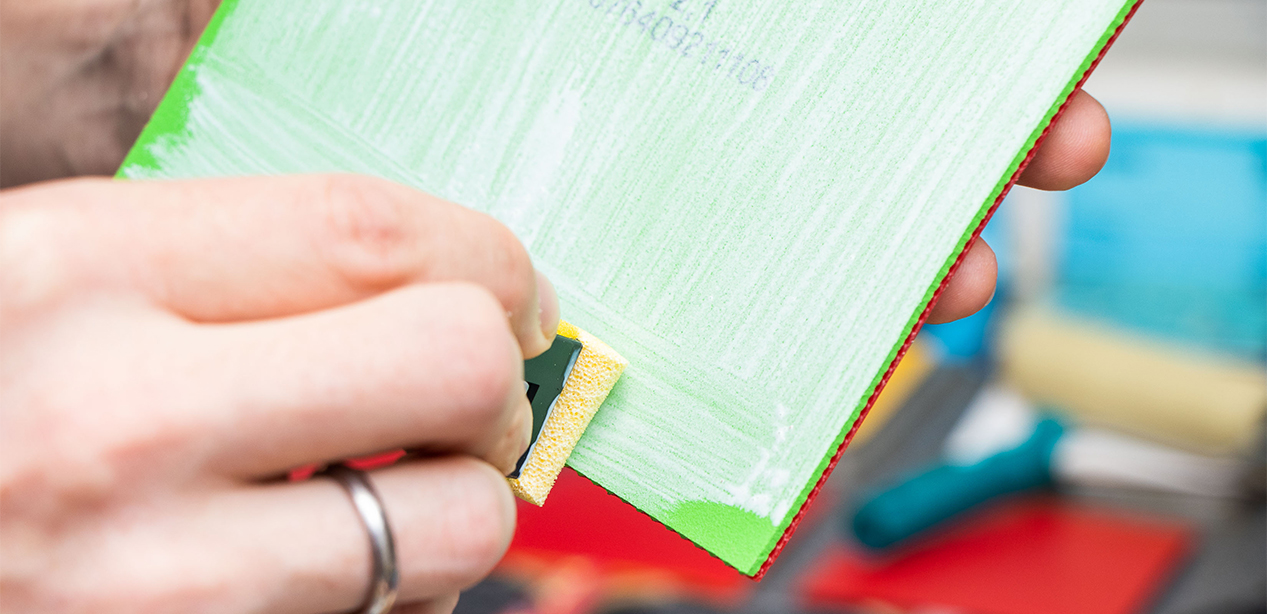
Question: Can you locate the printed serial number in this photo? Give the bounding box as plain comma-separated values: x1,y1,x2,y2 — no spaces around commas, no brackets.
577,0,776,92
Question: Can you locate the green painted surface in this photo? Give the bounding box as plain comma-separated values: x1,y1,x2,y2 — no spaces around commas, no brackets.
120,0,1136,573
663,501,775,576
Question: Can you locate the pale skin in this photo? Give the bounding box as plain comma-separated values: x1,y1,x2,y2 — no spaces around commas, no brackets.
0,2,1111,613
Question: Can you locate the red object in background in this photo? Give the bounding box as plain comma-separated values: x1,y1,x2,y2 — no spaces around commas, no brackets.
801,496,1192,614
288,450,407,481
504,468,752,601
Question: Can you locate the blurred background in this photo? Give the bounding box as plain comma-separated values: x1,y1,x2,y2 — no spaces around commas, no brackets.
458,2,1267,614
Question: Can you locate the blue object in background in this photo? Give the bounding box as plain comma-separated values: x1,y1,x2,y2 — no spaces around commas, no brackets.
1059,125,1267,361
850,418,1065,549
920,294,1000,362
918,193,1011,362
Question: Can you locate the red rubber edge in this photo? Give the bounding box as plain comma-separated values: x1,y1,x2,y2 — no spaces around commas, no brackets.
751,0,1145,581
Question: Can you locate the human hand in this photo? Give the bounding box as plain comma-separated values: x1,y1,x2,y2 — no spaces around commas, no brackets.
0,0,1110,327
0,0,221,187
926,90,1112,324
0,174,561,613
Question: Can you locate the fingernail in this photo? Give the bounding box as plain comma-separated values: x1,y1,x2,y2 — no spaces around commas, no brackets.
535,269,560,341
519,399,534,457
503,398,533,477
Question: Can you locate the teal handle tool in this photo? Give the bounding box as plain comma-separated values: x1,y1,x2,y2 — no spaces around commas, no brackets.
850,418,1065,549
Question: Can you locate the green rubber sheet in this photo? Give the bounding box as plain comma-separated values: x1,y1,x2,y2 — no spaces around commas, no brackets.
121,0,1139,575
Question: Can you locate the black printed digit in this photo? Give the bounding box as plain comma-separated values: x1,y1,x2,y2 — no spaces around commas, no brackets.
700,0,717,24
751,64,774,91
621,0,642,24
666,25,689,50
651,16,673,41
636,10,656,32
680,31,704,57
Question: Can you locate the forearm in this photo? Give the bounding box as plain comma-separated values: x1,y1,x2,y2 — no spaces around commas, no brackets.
0,0,219,187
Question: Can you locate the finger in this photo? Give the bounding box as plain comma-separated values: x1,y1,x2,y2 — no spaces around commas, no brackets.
536,270,560,349
391,594,461,614
205,458,515,613
196,283,533,478
2,175,555,357
1017,90,1111,191
927,238,996,325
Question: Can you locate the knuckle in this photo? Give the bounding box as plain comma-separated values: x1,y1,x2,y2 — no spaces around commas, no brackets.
440,459,515,581
0,198,78,317
313,174,420,288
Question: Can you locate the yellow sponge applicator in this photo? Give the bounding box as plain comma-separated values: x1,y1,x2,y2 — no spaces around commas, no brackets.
509,320,628,505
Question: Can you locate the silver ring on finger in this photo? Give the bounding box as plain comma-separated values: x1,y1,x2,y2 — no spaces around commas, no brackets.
321,464,400,614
